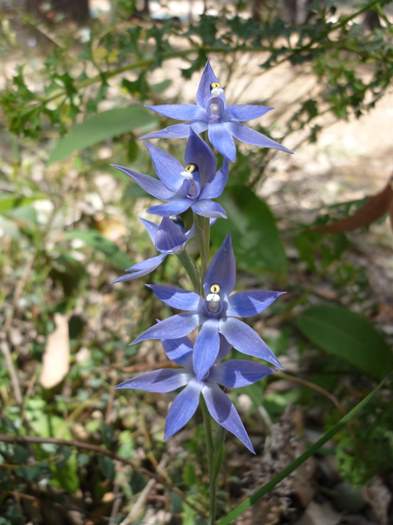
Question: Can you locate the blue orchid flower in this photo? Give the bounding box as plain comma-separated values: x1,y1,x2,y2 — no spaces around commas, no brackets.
132,235,285,380
112,130,228,219
117,336,273,453
113,216,193,283
142,61,292,162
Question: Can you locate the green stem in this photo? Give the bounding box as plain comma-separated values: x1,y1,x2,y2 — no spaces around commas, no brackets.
201,399,216,525
194,214,210,279
176,250,200,292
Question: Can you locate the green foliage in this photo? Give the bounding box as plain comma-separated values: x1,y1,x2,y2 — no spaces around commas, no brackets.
214,186,288,278
48,106,158,163
296,305,393,379
336,394,393,485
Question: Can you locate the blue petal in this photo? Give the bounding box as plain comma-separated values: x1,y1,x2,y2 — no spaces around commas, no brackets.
140,218,158,245
228,105,273,122
208,123,236,162
185,130,216,184
217,335,232,359
199,165,228,199
192,320,220,381
211,360,273,389
191,200,227,219
148,199,191,217
190,121,208,134
203,385,255,453
165,383,201,439
141,124,191,140
145,104,204,121
144,142,184,192
230,124,292,154
116,369,189,393
227,290,285,317
113,254,167,283
148,284,200,311
155,217,187,253
132,313,199,344
112,164,174,200
204,234,236,295
219,317,282,368
162,337,193,366
196,61,220,108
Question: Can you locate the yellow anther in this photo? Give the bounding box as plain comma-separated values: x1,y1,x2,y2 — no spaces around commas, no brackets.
210,284,221,294
185,163,197,173
210,82,221,90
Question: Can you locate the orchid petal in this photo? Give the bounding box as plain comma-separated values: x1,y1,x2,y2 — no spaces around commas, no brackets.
145,104,203,121
185,130,216,183
199,165,228,199
113,254,167,283
193,319,221,381
140,218,158,245
155,217,187,253
227,290,285,317
116,369,189,393
203,385,254,453
148,199,191,217
112,164,173,200
141,124,191,140
191,200,227,219
132,313,199,344
165,382,201,439
204,234,236,295
196,61,220,107
162,337,193,366
208,123,236,162
212,360,273,389
144,142,184,192
148,284,200,311
220,317,282,368
228,105,273,122
230,124,292,154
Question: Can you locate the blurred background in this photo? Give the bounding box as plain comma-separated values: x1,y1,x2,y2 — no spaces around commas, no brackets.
0,1,393,524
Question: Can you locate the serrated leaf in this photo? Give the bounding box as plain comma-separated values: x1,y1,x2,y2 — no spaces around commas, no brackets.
48,106,158,163
213,186,287,277
296,305,393,379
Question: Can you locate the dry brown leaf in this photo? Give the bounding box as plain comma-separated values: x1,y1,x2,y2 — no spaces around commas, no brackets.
40,313,70,389
315,176,393,234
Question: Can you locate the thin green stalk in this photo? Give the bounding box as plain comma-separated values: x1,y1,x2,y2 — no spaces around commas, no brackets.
201,399,216,525
177,250,200,292
194,214,210,278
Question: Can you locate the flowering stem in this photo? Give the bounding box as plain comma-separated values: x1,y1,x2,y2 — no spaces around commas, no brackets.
194,215,210,277
176,250,200,292
194,212,222,524
201,399,217,525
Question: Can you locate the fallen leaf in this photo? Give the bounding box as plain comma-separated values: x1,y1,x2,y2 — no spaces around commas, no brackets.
315,176,393,234
40,313,70,389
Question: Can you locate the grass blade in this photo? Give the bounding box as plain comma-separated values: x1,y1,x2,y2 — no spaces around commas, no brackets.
218,378,387,525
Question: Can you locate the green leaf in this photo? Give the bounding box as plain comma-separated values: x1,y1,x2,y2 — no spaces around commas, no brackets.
0,193,44,214
214,186,287,277
296,305,393,379
218,378,388,525
48,106,158,163
66,229,132,270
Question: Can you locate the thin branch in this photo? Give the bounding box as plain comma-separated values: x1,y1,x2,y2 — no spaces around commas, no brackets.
0,434,206,517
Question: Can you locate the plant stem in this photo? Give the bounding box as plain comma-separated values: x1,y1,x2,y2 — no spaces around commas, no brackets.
193,212,222,524
194,215,210,278
176,250,200,292
201,400,216,525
